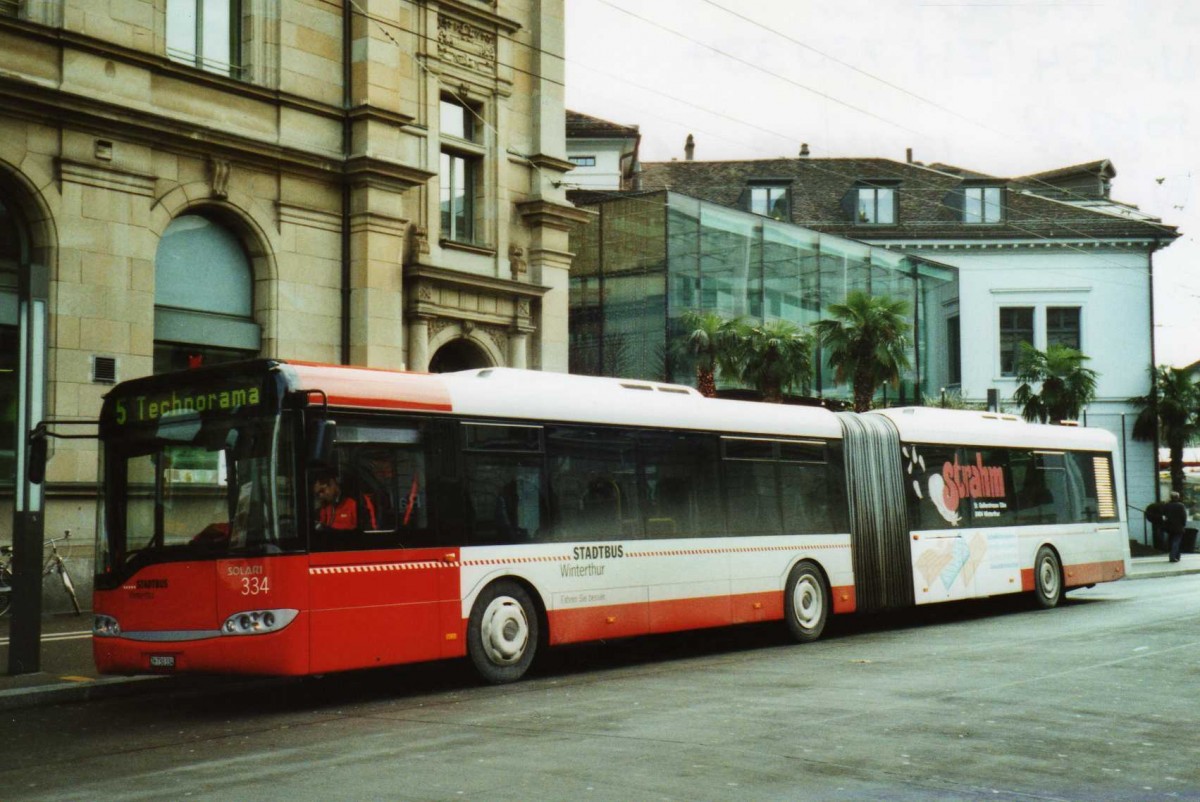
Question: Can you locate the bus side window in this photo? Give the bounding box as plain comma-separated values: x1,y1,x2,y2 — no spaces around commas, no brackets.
462,423,546,546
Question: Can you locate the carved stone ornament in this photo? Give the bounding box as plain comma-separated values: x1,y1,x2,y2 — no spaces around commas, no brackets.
484,324,508,354
429,317,455,339
508,244,527,280
409,224,430,265
209,157,231,199
437,15,497,75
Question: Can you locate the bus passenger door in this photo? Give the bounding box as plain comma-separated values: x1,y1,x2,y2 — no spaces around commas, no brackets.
307,430,451,673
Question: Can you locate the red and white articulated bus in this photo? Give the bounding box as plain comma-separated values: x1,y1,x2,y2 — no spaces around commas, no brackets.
90,360,1129,683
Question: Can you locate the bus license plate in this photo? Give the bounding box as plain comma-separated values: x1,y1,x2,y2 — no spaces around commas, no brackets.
149,654,176,669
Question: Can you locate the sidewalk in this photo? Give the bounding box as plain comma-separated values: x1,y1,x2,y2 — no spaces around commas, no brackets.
1,553,1198,711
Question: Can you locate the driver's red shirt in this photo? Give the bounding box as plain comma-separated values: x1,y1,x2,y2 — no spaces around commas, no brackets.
319,497,358,530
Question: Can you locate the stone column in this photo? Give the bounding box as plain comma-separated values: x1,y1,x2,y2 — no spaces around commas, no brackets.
407,314,430,372
509,328,530,369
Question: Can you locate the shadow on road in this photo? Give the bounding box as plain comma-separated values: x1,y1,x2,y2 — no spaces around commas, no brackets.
130,590,1120,721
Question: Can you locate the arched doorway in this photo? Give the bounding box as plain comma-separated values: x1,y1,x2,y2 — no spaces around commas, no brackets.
428,337,491,373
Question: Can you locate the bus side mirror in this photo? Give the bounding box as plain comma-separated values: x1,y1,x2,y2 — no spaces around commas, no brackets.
28,430,48,485
308,419,337,467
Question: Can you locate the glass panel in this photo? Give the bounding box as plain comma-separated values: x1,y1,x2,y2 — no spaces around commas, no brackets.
439,153,474,242
999,307,1034,376
724,460,780,535
947,315,961,385
639,431,722,537
699,205,757,320
781,462,840,534
666,195,701,385
1047,306,1081,350
200,0,234,74
439,151,452,237
312,436,432,549
983,187,1002,222
454,156,471,240
856,190,873,224
104,411,300,577
876,187,895,224
464,423,542,452
750,186,788,220
440,99,472,141
464,454,545,544
166,0,198,65
600,196,667,380
546,426,640,540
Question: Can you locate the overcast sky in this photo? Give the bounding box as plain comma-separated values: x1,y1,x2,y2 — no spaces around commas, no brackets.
563,0,1200,367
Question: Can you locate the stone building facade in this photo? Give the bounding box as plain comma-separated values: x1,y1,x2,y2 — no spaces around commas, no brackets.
0,0,585,603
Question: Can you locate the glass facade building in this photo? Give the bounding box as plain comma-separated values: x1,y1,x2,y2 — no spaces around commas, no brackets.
568,191,959,405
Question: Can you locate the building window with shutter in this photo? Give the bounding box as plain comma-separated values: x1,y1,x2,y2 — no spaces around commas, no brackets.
154,214,260,373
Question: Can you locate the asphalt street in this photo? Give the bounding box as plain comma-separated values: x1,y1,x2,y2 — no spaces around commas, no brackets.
1,570,1198,801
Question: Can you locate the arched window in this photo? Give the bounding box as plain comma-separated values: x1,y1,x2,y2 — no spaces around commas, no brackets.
154,213,260,373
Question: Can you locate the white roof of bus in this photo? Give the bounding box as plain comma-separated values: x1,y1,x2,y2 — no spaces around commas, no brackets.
869,407,1117,451
441,368,844,439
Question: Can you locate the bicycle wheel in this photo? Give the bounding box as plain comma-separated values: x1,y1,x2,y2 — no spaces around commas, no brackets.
0,566,12,617
58,563,82,615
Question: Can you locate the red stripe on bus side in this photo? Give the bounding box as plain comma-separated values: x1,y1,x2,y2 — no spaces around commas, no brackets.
1020,558,1125,592
284,363,454,412
543,586,855,646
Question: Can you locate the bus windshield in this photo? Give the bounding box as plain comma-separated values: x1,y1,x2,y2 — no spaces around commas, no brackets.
100,408,300,580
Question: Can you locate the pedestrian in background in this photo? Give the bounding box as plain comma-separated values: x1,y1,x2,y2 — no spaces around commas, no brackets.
1149,491,1190,563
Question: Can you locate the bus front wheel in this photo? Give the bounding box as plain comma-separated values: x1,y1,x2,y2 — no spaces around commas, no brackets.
1032,546,1063,609
784,561,828,643
467,580,539,684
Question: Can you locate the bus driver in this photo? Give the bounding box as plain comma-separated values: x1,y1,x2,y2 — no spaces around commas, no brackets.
313,470,372,531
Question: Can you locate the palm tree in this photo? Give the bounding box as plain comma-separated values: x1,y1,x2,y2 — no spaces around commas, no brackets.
1011,342,1098,424
812,291,912,413
729,319,814,403
676,310,742,397
1131,365,1200,494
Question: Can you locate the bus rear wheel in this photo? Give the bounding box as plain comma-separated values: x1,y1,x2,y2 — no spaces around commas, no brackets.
785,561,828,643
1033,546,1063,609
467,580,539,684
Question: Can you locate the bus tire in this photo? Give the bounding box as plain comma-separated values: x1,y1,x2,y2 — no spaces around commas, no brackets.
784,561,828,643
467,580,539,684
1032,546,1063,609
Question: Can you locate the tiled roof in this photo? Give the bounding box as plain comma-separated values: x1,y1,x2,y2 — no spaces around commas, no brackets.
634,157,1176,243
566,110,640,139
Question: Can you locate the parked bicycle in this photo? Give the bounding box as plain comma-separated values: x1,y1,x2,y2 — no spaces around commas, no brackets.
0,530,81,617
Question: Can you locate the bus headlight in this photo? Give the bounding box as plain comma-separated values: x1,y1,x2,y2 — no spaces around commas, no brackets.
221,609,298,636
93,614,121,637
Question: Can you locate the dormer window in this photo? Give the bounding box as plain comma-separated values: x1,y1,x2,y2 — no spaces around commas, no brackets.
748,184,790,221
963,186,1003,223
844,182,897,225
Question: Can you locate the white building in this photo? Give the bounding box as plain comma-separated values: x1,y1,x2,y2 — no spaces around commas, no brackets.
565,110,640,190
634,151,1179,529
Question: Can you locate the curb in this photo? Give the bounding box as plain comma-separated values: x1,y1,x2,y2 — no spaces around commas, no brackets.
0,674,168,712
0,673,287,712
